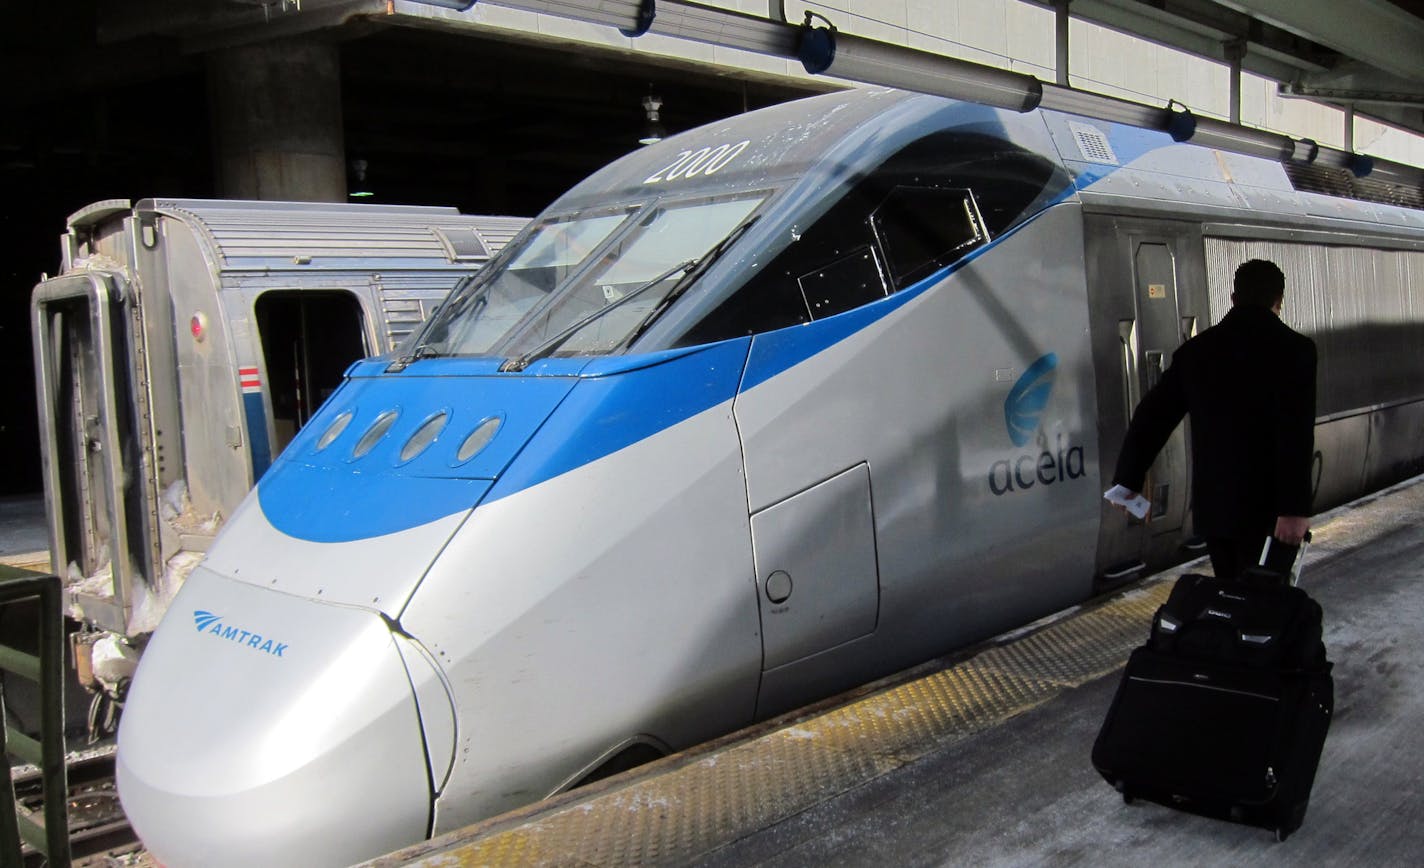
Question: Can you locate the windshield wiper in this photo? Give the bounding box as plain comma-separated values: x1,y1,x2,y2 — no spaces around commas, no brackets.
385,277,485,372
499,259,698,373
619,216,759,350
384,342,441,373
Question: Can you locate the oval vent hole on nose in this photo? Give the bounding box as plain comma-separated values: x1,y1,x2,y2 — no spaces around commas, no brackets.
315,410,354,452
353,409,400,459
401,411,449,463
456,416,502,464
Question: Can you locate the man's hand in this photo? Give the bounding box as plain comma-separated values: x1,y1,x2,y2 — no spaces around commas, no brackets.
1274,515,1311,545
1103,485,1151,519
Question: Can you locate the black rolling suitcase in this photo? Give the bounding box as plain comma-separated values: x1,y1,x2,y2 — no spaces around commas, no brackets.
1091,538,1333,841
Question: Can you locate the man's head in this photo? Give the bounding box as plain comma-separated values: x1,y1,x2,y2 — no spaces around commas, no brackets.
1232,259,1286,313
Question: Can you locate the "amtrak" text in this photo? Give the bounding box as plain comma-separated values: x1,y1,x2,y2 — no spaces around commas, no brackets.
193,610,289,657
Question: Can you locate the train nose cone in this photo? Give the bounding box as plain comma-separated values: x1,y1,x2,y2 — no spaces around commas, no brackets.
116,567,434,867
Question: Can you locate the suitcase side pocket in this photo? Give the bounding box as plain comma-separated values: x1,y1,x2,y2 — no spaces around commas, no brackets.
1093,649,1284,805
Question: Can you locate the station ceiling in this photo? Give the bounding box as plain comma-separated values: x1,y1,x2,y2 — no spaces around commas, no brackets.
10,2,1424,126
1030,0,1424,135
3,0,1423,215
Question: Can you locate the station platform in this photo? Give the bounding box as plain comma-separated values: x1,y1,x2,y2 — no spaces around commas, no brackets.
0,494,49,573
365,474,1424,868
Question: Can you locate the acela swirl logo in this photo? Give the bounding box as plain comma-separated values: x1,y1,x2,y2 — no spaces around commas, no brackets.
1005,352,1058,447
991,352,1085,495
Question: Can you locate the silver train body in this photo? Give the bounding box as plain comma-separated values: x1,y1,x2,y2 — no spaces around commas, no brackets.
31,199,525,639
116,89,1424,866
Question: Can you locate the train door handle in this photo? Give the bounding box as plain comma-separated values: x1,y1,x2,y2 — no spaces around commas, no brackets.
1145,350,1165,392
1118,319,1138,415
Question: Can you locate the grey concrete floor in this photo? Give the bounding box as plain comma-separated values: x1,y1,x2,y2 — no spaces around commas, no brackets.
693,479,1424,868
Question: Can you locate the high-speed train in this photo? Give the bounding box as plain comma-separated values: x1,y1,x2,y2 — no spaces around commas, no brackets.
117,86,1424,866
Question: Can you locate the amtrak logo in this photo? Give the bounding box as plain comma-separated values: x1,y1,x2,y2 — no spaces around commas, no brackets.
1004,353,1059,447
989,352,1086,496
194,610,289,657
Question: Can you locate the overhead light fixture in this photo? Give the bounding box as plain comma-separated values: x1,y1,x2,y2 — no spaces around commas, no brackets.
639,93,666,146
349,158,374,198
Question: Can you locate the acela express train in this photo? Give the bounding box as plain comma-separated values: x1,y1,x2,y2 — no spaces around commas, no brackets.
118,87,1424,866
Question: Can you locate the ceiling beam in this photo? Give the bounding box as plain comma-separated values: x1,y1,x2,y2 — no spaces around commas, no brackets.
1215,0,1424,83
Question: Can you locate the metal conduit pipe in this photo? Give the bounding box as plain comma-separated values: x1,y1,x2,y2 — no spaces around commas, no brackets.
1038,85,1173,129
796,19,1043,112
1280,136,1379,179
484,0,800,56
454,0,1417,185
1172,113,1296,162
1362,158,1419,184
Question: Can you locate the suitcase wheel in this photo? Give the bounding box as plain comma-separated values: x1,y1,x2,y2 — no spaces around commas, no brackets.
1275,827,1290,843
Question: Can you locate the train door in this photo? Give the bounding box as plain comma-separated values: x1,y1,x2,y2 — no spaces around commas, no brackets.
1088,218,1203,582
32,272,158,633
254,291,369,459
1130,240,1191,535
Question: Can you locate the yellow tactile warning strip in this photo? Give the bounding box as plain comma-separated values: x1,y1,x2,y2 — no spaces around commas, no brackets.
366,579,1178,868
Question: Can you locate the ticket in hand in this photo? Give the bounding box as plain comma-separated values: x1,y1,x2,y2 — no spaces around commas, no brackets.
1103,484,1151,520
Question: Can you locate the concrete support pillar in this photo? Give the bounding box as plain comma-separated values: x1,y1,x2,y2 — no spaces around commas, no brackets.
208,37,345,201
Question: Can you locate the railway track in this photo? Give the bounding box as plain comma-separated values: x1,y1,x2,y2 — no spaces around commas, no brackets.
11,744,148,867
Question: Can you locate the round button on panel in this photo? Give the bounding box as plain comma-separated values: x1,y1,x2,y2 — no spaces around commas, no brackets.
765,570,793,604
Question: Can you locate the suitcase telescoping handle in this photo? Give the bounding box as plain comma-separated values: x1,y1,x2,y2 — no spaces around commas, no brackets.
1259,530,1312,586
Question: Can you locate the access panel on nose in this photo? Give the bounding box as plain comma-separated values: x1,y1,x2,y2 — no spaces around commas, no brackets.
749,463,879,671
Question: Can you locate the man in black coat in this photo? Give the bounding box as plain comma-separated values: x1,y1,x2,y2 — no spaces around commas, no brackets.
1111,258,1317,579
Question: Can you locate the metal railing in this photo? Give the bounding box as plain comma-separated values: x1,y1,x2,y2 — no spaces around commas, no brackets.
1,567,71,868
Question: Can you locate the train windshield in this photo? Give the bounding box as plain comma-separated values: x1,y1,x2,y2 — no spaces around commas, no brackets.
414,193,767,362
416,208,635,357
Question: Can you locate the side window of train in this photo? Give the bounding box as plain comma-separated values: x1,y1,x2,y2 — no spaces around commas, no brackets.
796,245,887,320
674,129,1065,346
870,186,987,290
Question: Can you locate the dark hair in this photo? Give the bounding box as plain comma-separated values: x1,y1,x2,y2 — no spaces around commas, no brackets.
1233,259,1286,308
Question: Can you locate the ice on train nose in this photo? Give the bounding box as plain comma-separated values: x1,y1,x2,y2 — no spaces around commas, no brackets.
116,566,435,868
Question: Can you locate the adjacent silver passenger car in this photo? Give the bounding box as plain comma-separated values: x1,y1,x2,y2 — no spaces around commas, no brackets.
31,199,526,641
115,90,1424,867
